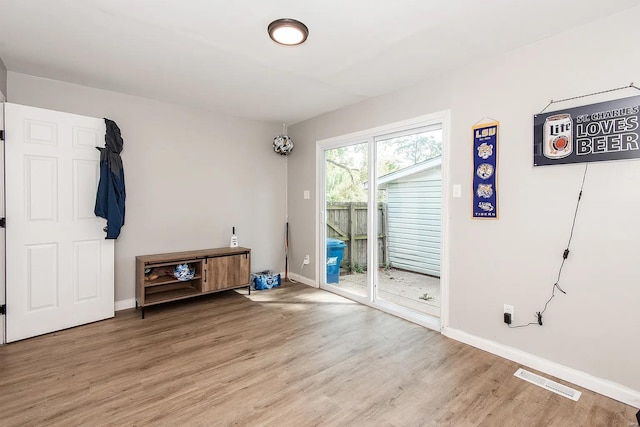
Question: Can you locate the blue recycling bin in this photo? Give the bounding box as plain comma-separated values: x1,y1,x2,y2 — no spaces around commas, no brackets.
326,238,347,283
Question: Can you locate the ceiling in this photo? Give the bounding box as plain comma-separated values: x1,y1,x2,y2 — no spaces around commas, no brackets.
0,0,638,125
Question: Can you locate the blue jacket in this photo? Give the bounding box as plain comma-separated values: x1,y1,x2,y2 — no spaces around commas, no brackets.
95,119,126,239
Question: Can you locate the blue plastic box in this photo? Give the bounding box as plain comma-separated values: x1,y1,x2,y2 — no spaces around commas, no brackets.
251,271,281,290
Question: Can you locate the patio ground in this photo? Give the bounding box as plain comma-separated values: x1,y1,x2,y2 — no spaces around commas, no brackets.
331,268,441,318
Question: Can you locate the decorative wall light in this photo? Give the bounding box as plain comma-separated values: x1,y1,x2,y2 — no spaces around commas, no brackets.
268,18,309,46
273,123,294,155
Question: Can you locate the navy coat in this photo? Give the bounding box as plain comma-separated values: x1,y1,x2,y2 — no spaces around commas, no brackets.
95,119,126,239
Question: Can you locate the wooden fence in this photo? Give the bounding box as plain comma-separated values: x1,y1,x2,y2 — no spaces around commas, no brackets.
326,202,388,272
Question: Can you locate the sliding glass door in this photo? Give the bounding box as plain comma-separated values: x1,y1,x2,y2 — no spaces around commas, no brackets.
319,113,448,327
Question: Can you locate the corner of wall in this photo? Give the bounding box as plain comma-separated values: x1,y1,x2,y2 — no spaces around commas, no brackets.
115,298,136,311
285,272,318,288
0,56,7,101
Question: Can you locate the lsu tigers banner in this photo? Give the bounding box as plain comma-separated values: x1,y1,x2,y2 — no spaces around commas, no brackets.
534,95,640,166
472,121,499,219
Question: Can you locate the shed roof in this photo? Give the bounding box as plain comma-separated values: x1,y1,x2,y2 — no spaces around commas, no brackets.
377,156,442,188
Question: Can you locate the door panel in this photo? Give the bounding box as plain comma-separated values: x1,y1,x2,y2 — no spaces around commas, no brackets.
73,159,100,220
24,119,57,145
375,128,442,317
205,254,250,292
26,155,58,221
205,256,229,291
74,240,102,301
323,142,370,298
5,103,114,342
27,243,59,310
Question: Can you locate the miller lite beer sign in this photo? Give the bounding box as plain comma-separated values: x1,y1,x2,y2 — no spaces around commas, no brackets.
534,95,640,166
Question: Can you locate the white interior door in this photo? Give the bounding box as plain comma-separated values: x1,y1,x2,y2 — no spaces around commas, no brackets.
5,103,114,343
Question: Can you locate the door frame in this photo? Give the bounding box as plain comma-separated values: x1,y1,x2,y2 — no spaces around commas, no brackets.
0,99,5,344
315,110,451,332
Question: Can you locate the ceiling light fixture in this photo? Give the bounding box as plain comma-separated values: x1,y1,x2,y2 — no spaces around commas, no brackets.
268,18,309,46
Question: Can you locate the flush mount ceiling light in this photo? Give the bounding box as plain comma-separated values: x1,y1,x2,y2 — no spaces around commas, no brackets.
268,18,309,46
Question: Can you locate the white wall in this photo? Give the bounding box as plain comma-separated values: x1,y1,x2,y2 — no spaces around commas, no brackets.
288,6,640,399
7,72,287,305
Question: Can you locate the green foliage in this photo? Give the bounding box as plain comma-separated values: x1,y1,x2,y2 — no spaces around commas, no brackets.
381,132,442,168
325,130,442,202
351,262,365,274
325,144,368,202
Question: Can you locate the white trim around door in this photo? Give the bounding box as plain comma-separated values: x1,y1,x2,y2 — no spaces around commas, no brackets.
316,110,451,332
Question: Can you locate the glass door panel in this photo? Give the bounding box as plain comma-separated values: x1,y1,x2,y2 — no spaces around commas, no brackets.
375,128,442,317
324,143,369,298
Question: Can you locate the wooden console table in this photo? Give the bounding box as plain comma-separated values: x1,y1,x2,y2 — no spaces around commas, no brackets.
135,247,251,318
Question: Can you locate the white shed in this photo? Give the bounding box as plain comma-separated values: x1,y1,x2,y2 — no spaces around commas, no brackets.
378,157,441,277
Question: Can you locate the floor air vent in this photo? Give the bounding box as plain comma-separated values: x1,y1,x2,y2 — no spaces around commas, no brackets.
514,368,581,401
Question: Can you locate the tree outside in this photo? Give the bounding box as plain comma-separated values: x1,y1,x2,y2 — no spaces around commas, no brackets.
325,129,442,202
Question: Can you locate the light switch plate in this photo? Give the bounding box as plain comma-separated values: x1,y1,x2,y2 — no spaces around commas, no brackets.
453,184,462,198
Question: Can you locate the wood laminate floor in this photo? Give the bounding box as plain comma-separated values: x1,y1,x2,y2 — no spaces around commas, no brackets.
0,282,636,426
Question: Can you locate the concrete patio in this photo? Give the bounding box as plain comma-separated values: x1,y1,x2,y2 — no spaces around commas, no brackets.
330,268,441,318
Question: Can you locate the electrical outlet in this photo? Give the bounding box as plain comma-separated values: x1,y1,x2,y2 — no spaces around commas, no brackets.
303,254,310,265
504,312,512,325
504,304,514,317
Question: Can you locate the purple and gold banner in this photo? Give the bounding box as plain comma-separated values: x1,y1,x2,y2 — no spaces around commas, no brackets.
534,95,640,166
472,121,499,219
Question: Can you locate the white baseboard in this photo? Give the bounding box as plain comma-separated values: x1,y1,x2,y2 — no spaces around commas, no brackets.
284,272,317,287
115,298,136,312
442,326,640,408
